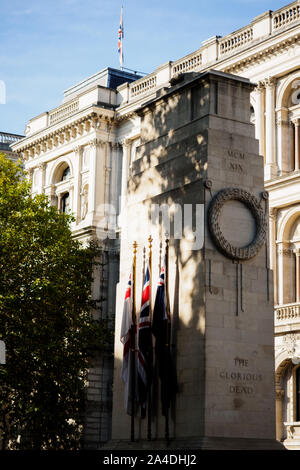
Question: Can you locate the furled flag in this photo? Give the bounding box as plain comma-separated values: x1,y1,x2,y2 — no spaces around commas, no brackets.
120,270,136,415
152,261,177,416
138,263,153,418
118,6,124,69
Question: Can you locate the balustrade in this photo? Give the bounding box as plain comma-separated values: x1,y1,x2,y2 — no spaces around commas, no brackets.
0,132,23,144
172,53,202,75
275,302,300,322
130,75,157,98
48,99,79,125
219,27,253,56
273,2,300,31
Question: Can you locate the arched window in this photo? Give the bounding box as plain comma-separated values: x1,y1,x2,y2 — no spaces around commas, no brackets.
275,75,300,175
50,162,73,214
250,105,255,125
61,166,71,181
278,212,300,305
61,192,70,213
284,79,300,172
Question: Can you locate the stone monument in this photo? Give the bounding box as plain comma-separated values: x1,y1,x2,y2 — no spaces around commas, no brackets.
109,70,282,450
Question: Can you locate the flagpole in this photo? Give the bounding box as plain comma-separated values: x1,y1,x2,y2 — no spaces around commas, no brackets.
131,240,137,442
147,235,153,441
165,237,170,446
121,5,123,70
118,6,124,71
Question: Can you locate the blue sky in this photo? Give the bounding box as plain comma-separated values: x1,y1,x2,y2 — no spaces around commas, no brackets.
0,0,286,135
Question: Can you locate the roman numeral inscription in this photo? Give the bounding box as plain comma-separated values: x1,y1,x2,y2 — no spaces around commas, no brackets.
227,149,245,173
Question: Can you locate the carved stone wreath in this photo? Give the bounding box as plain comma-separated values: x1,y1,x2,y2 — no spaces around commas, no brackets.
208,187,267,261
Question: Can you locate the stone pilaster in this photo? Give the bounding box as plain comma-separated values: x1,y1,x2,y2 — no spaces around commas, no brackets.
264,77,278,180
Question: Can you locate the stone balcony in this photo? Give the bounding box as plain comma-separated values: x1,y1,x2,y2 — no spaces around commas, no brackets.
284,422,300,449
0,132,24,157
275,302,300,331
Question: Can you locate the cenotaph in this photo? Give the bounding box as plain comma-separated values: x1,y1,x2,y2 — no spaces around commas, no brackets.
109,70,282,450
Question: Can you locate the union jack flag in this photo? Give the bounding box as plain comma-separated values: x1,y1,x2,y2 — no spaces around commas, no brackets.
138,263,153,418
120,270,136,415
152,261,177,416
118,6,124,69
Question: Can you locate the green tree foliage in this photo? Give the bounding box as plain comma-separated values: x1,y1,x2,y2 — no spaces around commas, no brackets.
0,154,108,449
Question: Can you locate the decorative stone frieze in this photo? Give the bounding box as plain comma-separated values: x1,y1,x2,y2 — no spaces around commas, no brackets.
276,389,285,400
283,333,300,355
223,35,300,75
269,207,278,220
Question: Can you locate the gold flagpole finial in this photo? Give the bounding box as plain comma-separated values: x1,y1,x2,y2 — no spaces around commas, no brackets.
132,241,137,323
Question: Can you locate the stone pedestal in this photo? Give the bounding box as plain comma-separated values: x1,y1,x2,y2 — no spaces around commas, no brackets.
109,70,283,450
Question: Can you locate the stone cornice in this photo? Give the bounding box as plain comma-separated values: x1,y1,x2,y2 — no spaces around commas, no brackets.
115,27,300,121
222,31,300,75
12,106,115,156
265,170,300,189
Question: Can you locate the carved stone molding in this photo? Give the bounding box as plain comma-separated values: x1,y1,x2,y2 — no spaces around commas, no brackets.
269,207,278,220
72,145,81,154
263,76,276,89
223,36,300,76
38,162,47,171
111,142,121,150
88,138,105,148
275,117,288,127
277,243,292,257
255,81,265,92
283,333,300,355
208,187,267,261
275,389,284,400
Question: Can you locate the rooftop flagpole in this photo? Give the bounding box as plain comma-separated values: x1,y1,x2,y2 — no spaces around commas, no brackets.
118,6,124,70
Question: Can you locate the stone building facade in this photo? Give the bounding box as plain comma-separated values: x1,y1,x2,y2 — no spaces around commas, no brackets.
0,132,23,162
11,0,300,449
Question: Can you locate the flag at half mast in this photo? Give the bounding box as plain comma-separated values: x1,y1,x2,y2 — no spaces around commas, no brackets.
118,6,124,69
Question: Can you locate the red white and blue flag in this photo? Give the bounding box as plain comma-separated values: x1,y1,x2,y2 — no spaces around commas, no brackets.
137,263,153,418
120,270,136,415
152,261,177,416
118,6,124,69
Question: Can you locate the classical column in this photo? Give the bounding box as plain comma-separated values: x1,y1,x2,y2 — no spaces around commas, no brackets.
290,121,295,172
72,145,81,223
254,82,265,158
104,141,112,228
295,250,300,303
293,119,300,171
264,77,278,180
26,167,34,187
277,241,292,305
120,139,130,215
276,108,289,175
39,162,46,194
88,139,98,219
269,207,278,303
276,389,285,442
110,142,121,216
57,193,62,213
